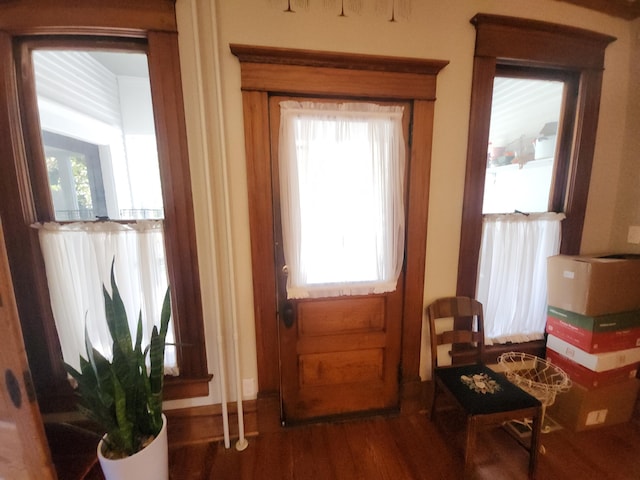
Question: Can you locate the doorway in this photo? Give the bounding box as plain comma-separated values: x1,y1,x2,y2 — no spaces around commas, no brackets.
232,44,448,423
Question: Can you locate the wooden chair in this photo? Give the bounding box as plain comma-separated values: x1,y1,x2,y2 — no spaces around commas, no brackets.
426,296,542,479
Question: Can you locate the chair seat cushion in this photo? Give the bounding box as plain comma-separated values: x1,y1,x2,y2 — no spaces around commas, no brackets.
435,364,541,415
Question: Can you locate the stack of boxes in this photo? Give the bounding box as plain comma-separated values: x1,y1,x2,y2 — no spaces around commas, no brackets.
545,254,640,431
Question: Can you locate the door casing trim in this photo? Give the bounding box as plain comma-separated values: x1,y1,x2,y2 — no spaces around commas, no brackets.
231,44,448,412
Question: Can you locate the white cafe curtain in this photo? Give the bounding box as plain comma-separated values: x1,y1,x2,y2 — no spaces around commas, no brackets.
36,220,177,373
278,101,406,299
477,212,565,345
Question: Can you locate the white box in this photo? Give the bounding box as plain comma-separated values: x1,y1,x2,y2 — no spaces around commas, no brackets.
546,334,640,372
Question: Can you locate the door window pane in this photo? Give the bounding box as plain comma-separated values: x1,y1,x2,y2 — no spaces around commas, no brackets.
278,101,406,299
32,50,163,221
483,77,564,214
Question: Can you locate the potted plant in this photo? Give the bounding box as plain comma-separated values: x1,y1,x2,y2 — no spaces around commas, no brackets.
65,264,171,480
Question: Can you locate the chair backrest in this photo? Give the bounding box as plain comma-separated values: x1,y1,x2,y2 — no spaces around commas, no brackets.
426,296,485,370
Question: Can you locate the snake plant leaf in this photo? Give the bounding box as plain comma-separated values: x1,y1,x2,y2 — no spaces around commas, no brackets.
64,260,171,458
159,287,171,338
112,369,134,454
83,324,116,408
134,310,143,355
104,263,133,360
147,289,170,433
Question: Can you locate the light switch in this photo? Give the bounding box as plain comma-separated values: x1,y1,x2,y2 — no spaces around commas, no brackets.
627,225,640,244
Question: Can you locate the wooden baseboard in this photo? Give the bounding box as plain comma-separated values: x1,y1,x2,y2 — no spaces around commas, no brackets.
256,392,282,433
400,377,430,415
164,380,433,445
165,399,258,446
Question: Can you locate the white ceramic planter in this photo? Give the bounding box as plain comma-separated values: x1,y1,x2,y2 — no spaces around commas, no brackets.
97,414,168,480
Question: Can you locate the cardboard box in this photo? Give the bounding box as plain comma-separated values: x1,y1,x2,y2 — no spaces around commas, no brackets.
546,334,640,372
546,349,638,389
547,254,640,316
546,311,640,353
547,306,640,332
549,378,640,431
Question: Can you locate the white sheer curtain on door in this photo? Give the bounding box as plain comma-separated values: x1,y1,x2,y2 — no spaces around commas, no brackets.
476,212,564,344
278,101,405,299
36,220,177,373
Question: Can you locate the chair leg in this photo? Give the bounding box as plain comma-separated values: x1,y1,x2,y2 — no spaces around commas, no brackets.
464,416,477,479
528,408,542,479
430,381,438,421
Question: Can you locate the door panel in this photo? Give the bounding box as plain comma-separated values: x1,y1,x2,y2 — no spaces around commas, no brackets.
270,96,409,423
0,219,57,480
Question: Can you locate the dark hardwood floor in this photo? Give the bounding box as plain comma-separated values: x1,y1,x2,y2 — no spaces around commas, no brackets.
161,411,639,480
58,400,640,480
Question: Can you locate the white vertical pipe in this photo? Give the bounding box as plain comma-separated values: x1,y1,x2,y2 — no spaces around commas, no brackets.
187,0,231,449
208,0,248,451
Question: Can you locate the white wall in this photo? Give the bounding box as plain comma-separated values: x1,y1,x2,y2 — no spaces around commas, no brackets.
171,0,637,407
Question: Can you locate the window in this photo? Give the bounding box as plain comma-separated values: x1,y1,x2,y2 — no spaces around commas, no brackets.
34,50,164,223
483,76,564,215
457,14,615,347
278,101,406,299
30,48,176,371
0,6,210,409
478,73,567,344
43,132,108,221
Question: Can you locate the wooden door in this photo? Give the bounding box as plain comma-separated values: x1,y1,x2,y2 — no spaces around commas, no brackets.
269,97,409,423
0,219,57,480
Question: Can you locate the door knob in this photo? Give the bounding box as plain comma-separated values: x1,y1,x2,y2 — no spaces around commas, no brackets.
5,369,21,409
281,302,295,329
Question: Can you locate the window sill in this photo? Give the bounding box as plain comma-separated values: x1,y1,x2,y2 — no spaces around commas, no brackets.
39,374,213,414
482,339,546,364
164,374,213,400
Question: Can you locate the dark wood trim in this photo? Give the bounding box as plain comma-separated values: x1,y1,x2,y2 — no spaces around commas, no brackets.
472,14,615,69
558,0,640,21
399,377,428,415
15,41,54,221
165,400,258,446
550,73,580,215
457,14,615,298
147,30,208,379
482,340,546,365
401,99,435,383
0,31,70,399
241,89,280,394
456,55,496,298
560,68,605,254
230,44,449,76
232,45,448,408
164,375,213,401
237,63,439,101
230,44,447,101
0,0,177,35
256,392,282,434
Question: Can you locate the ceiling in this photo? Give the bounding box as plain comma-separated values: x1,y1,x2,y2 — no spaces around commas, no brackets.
558,0,640,20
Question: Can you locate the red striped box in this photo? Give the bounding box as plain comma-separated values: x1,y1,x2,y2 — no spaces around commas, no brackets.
546,315,640,353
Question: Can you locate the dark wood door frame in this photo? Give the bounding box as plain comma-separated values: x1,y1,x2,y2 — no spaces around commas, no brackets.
231,44,448,421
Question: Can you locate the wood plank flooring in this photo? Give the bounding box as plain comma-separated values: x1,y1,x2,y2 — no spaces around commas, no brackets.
164,412,640,480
